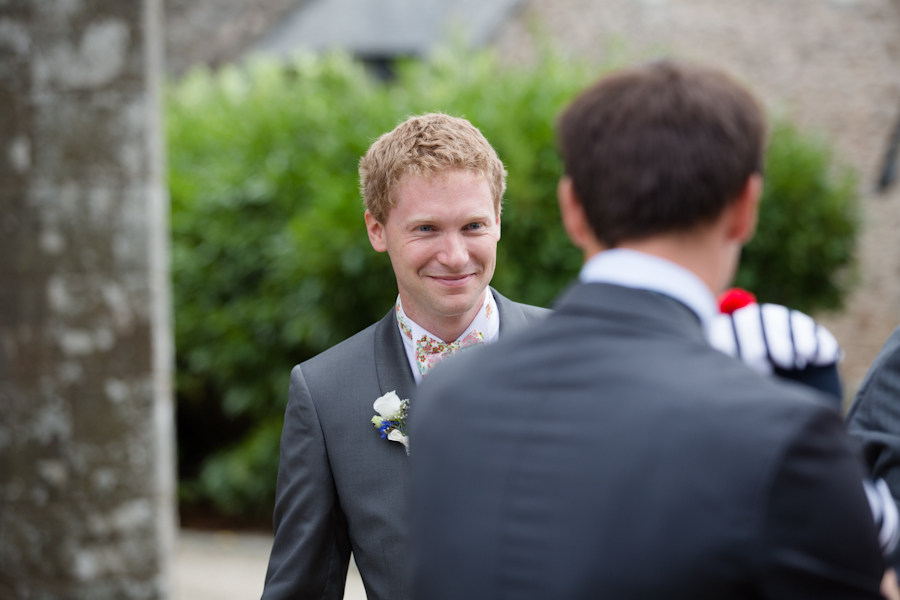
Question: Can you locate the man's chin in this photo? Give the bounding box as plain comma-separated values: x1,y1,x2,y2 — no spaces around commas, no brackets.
427,290,484,319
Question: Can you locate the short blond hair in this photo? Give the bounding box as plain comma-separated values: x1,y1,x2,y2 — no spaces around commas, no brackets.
359,113,507,223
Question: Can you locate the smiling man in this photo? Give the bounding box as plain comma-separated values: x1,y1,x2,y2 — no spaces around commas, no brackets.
260,113,549,600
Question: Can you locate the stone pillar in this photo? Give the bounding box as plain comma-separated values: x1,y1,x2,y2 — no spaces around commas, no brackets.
0,0,176,598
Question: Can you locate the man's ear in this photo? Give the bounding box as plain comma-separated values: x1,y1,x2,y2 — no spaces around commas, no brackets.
558,177,604,256
728,173,763,244
365,210,388,252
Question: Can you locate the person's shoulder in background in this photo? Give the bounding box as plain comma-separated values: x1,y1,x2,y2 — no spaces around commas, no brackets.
710,288,843,409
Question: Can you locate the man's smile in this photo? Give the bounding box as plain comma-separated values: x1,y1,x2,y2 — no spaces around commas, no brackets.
428,273,476,287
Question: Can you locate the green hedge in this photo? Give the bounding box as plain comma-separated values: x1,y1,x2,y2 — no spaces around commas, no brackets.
736,122,859,308
168,49,859,517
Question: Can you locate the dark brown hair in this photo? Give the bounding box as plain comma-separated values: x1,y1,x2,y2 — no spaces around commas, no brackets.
557,60,766,246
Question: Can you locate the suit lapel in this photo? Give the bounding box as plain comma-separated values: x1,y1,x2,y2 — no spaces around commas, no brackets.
373,307,417,402
491,287,528,338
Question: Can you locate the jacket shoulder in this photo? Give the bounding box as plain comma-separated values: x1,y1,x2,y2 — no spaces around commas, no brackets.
295,321,379,380
490,286,551,326
516,301,552,322
849,324,900,413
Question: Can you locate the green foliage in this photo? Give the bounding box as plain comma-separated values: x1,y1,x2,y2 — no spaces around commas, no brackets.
168,48,859,517
735,122,860,311
193,418,284,517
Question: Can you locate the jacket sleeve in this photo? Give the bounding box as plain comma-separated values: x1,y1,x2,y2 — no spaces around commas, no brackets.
261,365,351,600
760,405,884,599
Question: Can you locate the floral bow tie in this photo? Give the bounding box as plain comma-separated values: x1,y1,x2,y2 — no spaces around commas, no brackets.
415,330,485,377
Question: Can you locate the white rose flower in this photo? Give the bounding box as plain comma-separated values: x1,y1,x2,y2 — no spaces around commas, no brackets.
373,390,402,420
388,429,409,451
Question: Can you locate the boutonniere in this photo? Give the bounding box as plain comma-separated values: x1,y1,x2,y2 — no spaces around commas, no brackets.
372,390,409,454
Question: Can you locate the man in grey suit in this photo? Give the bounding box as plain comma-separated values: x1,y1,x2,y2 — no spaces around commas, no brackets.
848,326,900,570
261,113,548,599
411,61,890,598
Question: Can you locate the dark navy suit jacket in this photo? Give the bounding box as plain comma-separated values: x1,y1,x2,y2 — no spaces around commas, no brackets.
412,283,884,599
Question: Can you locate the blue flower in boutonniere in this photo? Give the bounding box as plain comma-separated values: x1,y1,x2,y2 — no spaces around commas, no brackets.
372,390,409,454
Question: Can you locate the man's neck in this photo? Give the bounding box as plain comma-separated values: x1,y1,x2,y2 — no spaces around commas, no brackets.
399,290,487,343
613,232,734,297
579,248,719,339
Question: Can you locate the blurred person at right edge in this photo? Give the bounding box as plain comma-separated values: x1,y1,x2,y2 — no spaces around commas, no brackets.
410,60,900,600
711,288,900,558
847,325,900,578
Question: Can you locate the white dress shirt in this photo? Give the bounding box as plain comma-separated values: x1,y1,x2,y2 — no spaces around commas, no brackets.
579,248,718,340
395,289,501,385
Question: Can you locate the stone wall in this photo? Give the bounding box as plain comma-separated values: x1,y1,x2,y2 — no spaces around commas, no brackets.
165,0,301,76
0,0,176,598
495,0,900,393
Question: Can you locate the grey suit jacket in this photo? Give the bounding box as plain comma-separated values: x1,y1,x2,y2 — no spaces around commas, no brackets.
846,325,900,565
261,288,549,600
411,283,884,599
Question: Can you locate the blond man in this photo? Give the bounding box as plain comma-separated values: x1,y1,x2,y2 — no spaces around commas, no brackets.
261,114,548,600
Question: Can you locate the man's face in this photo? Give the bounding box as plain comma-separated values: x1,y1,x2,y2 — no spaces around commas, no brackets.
365,169,501,327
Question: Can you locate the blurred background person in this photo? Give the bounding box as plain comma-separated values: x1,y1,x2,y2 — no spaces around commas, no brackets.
848,326,900,573
712,288,844,408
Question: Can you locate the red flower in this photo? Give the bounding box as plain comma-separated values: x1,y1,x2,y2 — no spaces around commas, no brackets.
718,288,757,314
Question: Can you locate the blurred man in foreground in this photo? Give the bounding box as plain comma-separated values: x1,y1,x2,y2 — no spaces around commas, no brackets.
411,61,892,599
261,113,548,600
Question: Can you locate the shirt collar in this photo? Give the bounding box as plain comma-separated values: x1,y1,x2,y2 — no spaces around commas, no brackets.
395,289,500,384
579,248,718,340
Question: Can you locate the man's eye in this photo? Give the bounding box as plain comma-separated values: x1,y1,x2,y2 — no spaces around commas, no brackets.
466,223,483,230
417,225,433,232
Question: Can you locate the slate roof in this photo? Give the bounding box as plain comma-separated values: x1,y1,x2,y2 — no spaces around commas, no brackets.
252,0,525,59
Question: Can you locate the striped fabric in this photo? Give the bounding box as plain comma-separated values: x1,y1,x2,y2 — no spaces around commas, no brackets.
709,303,841,376
864,478,900,555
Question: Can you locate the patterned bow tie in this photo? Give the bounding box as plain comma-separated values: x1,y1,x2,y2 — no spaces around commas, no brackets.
415,330,485,377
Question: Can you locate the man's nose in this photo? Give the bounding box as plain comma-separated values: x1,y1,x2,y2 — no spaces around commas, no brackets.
437,233,468,269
